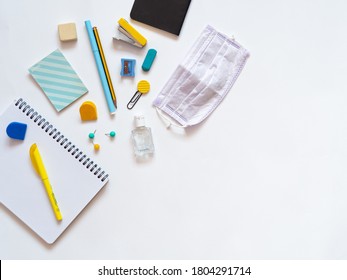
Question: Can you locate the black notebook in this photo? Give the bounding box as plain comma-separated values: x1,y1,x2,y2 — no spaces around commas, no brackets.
130,0,191,36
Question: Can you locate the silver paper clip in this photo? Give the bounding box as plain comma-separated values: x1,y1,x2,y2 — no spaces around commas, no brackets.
127,80,150,110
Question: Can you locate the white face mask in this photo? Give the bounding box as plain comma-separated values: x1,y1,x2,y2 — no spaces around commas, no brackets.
153,25,250,128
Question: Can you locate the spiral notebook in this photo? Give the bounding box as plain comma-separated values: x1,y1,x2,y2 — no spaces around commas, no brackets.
0,98,109,244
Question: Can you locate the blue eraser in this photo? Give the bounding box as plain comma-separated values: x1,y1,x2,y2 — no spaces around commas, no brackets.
6,122,27,140
142,49,157,72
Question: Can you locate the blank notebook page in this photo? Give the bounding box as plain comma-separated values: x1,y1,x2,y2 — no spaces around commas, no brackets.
0,98,109,244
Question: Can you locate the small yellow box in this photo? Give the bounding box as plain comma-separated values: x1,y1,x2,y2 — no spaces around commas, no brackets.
58,22,77,42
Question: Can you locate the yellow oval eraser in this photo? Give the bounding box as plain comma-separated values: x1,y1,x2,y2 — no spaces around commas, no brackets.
79,101,97,121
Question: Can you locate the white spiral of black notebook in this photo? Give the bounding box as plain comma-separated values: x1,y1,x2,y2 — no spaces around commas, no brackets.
0,98,109,244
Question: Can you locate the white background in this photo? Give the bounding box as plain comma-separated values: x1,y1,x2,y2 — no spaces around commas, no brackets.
1,0,347,259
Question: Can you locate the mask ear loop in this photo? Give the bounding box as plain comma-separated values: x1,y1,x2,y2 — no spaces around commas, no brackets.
155,107,186,129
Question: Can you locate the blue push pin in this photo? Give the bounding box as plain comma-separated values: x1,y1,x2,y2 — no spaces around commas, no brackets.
6,122,27,140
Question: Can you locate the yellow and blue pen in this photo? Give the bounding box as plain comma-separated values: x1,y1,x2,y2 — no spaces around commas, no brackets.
30,143,62,221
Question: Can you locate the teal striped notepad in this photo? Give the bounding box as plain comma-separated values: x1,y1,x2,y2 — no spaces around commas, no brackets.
29,49,88,112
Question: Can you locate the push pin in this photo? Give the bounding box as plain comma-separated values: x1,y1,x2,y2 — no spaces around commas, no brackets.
127,80,150,110
88,130,100,151
105,131,116,138
88,130,96,139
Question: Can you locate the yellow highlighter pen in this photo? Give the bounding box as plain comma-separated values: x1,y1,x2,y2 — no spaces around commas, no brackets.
29,143,62,221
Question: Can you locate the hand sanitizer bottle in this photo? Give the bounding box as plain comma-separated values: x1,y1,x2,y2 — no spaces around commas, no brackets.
131,114,155,158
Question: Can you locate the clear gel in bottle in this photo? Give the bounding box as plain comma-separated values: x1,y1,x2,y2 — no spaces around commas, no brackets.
131,114,154,158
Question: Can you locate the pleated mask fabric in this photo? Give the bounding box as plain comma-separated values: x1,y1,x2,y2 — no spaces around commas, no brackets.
153,25,249,128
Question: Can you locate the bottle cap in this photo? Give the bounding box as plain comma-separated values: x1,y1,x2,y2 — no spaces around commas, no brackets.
134,114,145,127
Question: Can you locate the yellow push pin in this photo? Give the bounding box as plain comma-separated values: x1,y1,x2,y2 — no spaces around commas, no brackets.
93,143,100,151
88,130,100,151
127,80,150,110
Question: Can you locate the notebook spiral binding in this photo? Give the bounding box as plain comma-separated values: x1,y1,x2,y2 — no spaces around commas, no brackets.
15,98,109,182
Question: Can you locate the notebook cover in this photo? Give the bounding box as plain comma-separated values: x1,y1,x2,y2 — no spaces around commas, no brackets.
0,98,108,244
130,0,191,36
29,49,88,112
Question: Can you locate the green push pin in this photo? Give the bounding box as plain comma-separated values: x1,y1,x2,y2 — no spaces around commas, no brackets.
89,130,96,139
88,130,100,151
105,131,116,138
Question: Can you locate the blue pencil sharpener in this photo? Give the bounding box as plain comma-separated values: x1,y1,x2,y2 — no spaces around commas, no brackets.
120,58,136,77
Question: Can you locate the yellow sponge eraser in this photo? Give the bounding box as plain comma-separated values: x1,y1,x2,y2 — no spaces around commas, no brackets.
80,101,97,121
58,22,77,42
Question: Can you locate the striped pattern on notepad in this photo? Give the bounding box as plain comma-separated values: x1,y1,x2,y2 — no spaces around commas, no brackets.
29,49,88,112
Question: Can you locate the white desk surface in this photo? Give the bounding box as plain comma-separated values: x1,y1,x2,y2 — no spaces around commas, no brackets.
1,0,347,259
